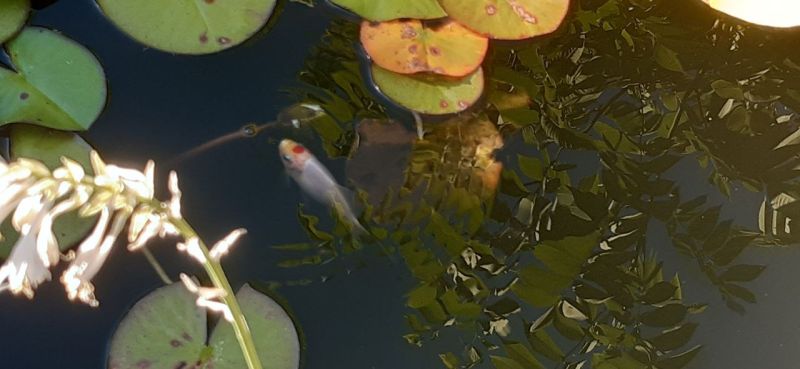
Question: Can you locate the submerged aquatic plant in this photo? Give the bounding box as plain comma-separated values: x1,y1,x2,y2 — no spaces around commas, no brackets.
0,152,264,369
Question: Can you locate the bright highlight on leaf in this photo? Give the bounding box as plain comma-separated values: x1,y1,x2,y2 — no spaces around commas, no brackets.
330,0,446,21
439,0,570,40
702,0,800,28
371,65,484,115
0,0,28,44
0,27,107,131
96,0,278,54
360,19,488,77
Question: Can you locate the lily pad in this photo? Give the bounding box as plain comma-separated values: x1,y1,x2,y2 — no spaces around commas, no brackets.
0,124,97,260
96,0,278,55
439,0,570,40
0,27,107,131
330,0,446,21
360,19,488,77
108,283,301,369
210,285,301,369
0,0,28,44
371,64,484,115
702,0,800,28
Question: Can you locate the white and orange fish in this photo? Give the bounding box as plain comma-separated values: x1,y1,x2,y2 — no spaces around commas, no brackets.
279,139,366,234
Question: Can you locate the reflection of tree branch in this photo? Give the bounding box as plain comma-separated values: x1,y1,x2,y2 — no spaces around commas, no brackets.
582,88,628,133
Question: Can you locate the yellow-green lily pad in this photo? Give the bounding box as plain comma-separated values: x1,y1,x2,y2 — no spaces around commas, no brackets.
0,0,28,44
371,64,484,115
96,0,278,55
439,0,570,40
0,27,107,131
330,0,446,21
0,125,98,260
108,283,301,369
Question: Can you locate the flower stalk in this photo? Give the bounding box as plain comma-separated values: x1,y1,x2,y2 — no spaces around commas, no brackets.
0,153,262,369
171,217,262,369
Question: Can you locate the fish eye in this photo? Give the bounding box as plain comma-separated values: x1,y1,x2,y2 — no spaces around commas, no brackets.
282,154,292,162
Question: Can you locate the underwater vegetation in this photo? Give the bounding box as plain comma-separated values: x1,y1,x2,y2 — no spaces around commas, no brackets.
1,0,800,369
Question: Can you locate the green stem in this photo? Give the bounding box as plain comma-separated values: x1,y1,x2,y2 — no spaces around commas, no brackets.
170,217,263,369
141,246,172,284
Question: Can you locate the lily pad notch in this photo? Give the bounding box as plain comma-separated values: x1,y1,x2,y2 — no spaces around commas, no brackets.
0,27,108,131
108,282,301,369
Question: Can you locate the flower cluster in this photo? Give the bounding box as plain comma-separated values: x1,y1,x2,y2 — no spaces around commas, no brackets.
0,152,244,314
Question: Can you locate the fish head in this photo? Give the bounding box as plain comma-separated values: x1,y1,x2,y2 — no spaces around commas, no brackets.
279,139,312,172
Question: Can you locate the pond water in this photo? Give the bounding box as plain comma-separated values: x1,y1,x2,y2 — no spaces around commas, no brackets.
2,1,800,369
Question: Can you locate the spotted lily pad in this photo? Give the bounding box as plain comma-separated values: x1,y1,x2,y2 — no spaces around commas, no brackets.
360,19,488,77
330,0,446,21
97,0,278,55
0,0,28,44
108,283,301,369
0,27,107,131
702,0,800,28
371,65,484,115
439,0,570,40
0,124,97,260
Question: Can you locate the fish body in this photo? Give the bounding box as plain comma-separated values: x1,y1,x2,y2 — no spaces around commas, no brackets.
279,139,365,233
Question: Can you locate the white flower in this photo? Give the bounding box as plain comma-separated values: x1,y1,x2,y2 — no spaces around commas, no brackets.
37,189,91,268
179,273,233,322
168,171,182,219
176,237,206,263
209,228,247,261
0,180,35,240
0,196,53,298
61,207,128,307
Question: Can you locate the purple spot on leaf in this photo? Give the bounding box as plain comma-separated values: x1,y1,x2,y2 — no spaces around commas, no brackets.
19,92,29,100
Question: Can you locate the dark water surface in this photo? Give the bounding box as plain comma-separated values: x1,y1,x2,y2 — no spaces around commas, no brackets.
2,2,800,369
1,2,437,369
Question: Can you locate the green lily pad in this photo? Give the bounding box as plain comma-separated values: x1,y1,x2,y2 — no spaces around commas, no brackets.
330,0,446,21
107,283,208,369
0,124,97,260
439,0,570,40
0,27,107,131
108,283,301,369
371,64,484,115
0,0,28,44
209,285,301,369
97,0,278,55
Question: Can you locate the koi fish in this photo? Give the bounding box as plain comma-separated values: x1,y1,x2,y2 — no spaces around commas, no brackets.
279,139,366,234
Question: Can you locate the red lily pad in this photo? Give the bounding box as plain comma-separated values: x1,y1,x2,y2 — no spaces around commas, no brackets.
439,0,570,40
360,19,488,77
371,64,484,115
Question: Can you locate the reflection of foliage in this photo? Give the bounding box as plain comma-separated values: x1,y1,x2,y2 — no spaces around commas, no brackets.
283,1,800,368
292,21,386,157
